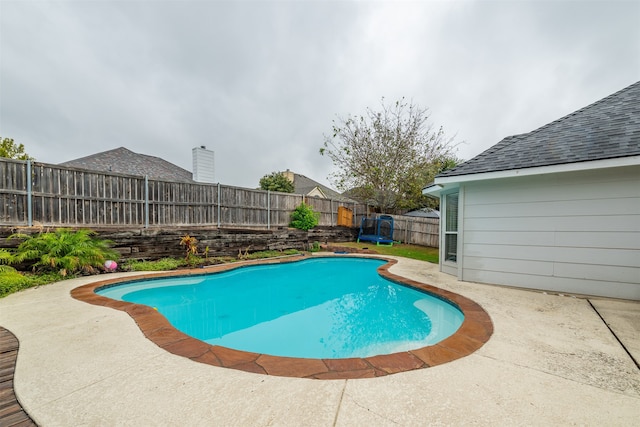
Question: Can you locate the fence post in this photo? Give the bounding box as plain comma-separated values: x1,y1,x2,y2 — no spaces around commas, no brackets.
26,160,32,226
144,175,149,228
330,199,334,226
267,190,271,230
217,183,221,228
353,202,356,227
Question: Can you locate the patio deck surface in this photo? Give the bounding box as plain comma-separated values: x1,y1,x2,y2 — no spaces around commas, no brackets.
0,327,37,426
1,255,638,426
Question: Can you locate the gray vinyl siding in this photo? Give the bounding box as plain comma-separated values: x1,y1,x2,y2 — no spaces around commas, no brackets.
459,165,640,300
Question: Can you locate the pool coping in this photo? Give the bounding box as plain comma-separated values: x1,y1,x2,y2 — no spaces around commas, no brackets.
70,255,493,380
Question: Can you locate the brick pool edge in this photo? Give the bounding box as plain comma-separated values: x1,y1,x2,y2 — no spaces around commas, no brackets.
71,255,493,380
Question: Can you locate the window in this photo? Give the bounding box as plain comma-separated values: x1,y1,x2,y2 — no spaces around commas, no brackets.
444,192,458,263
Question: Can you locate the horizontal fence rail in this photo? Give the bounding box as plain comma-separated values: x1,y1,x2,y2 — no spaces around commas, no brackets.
0,158,438,247
386,214,440,247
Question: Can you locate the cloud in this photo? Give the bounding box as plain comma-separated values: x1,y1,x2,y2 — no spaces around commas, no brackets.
1,0,638,189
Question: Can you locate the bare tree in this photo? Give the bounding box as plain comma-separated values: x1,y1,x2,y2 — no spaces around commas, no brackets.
320,98,458,212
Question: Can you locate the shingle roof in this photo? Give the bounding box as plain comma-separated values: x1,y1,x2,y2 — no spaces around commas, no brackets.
438,81,640,178
60,147,194,182
404,208,440,218
289,172,356,203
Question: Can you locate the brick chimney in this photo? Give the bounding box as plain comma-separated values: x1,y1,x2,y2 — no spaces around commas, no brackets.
283,169,294,183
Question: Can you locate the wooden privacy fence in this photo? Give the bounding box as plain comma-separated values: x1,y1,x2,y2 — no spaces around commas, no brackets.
386,214,439,248
0,158,372,229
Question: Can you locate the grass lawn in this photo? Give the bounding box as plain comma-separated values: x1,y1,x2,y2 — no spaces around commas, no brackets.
329,241,439,264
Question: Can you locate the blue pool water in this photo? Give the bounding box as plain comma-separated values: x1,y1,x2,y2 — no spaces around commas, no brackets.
97,257,464,359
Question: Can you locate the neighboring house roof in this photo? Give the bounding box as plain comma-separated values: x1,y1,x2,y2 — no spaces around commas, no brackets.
404,208,440,218
59,147,194,182
438,81,640,178
341,187,373,205
282,170,356,203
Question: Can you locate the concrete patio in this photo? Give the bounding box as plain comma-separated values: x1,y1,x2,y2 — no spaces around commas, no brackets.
1,256,638,426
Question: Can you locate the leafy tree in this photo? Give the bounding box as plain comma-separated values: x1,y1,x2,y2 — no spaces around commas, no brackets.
320,98,458,212
259,171,295,193
0,137,33,160
10,229,119,275
290,203,319,231
415,155,461,209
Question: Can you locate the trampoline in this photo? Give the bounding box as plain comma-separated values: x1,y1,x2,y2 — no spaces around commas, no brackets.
357,215,394,245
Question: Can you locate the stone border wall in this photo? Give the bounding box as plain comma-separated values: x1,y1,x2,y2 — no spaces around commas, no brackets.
0,226,358,261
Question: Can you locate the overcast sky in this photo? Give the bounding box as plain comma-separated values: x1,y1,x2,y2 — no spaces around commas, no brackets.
1,0,638,189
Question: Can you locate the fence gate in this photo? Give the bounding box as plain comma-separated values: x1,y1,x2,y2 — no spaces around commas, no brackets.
337,206,353,227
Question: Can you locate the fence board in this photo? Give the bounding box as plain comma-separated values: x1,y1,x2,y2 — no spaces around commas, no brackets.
0,159,437,247
387,214,439,247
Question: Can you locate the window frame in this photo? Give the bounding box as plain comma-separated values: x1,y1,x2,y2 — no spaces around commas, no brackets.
443,192,459,264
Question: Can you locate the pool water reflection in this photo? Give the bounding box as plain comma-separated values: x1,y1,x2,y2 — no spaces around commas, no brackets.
98,257,464,359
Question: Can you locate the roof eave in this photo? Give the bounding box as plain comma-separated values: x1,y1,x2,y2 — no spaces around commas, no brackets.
422,183,445,197
434,155,640,185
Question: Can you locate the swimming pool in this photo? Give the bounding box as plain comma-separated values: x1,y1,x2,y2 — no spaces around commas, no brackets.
97,257,464,359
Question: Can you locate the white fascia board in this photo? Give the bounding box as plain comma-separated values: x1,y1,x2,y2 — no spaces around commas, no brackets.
422,183,459,197
307,186,327,198
422,184,442,196
316,186,327,198
434,156,640,185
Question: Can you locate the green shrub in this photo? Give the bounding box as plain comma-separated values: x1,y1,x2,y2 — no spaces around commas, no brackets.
28,271,67,286
125,258,183,271
0,248,13,266
0,244,303,298
184,255,204,267
0,269,33,298
243,249,300,260
209,256,236,264
10,229,120,275
0,269,68,298
290,203,319,231
282,249,300,256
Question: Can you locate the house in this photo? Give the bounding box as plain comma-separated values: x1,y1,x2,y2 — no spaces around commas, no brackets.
424,81,640,300
59,146,215,183
404,208,440,219
281,170,356,203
